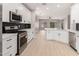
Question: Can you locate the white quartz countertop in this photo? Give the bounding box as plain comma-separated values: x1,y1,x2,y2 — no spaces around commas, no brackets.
45,28,64,31
67,29,76,33
45,28,77,33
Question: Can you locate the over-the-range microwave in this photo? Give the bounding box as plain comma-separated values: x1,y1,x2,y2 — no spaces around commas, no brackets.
9,11,22,22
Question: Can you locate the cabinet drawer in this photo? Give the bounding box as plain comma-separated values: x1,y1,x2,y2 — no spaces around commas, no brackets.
2,34,17,39
3,47,17,56
3,38,16,48
3,52,13,56
3,35,17,41
3,36,17,54
3,44,15,54
3,35,17,45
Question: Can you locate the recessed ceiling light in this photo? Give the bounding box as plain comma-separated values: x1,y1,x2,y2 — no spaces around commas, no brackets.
57,4,60,8
46,7,49,10
36,7,39,10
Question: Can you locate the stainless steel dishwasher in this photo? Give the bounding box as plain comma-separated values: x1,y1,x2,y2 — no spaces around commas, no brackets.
69,32,76,49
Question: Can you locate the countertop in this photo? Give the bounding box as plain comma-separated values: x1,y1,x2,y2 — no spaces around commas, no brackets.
67,29,76,33
45,28,77,33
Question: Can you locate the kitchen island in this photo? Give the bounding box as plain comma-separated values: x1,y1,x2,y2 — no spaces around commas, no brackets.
45,28,79,53
45,28,69,44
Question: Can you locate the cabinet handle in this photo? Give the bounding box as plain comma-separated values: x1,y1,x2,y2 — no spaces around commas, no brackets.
7,46,12,49
7,39,12,41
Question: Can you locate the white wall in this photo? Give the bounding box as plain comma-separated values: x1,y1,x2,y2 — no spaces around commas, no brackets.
70,4,79,30
2,3,31,23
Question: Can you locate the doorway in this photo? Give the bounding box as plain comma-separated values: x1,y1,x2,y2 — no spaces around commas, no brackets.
39,19,48,30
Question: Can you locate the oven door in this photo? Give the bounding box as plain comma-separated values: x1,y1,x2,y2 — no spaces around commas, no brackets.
17,31,27,55
20,35,27,47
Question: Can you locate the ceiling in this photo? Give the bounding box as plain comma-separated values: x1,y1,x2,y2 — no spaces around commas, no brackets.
24,3,73,18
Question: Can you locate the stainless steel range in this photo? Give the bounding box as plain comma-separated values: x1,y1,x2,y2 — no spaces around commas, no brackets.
2,22,31,55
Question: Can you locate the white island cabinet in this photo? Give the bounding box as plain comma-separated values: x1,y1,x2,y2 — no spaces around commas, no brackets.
76,32,79,53
69,31,79,53
45,28,69,44
2,33,17,56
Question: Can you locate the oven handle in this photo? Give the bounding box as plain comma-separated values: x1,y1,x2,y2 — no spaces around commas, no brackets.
19,35,27,38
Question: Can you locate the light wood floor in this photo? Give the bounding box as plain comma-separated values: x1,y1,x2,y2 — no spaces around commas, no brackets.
21,30,78,56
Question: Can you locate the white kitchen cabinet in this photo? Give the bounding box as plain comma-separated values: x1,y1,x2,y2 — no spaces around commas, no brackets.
47,31,58,40
27,29,34,43
68,32,79,53
68,31,79,53
46,29,69,44
58,31,69,43
3,4,32,23
69,32,76,49
76,33,79,53
2,33,17,56
3,47,17,56
19,8,32,23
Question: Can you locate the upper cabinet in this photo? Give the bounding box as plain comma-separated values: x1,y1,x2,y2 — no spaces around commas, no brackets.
17,5,32,23
70,4,79,30
2,3,32,23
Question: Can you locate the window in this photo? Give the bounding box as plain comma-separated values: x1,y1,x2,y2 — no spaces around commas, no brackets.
50,22,56,28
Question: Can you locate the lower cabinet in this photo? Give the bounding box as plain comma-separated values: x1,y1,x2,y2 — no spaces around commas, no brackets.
2,34,17,56
69,32,76,48
69,32,79,53
76,34,79,53
46,30,69,44
3,48,17,56
27,30,34,43
47,31,58,40
58,31,69,43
